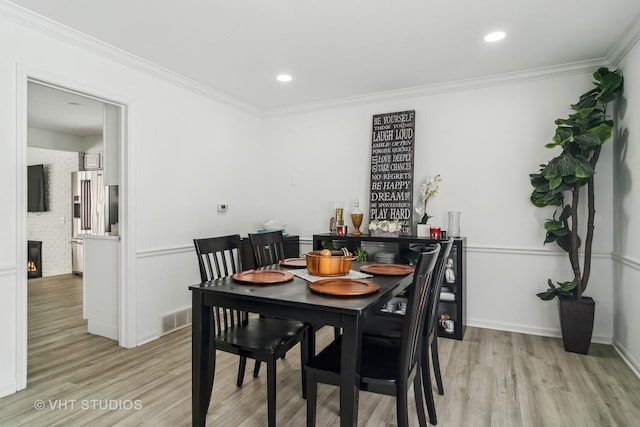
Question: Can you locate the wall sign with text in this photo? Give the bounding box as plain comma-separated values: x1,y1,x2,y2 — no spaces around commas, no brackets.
369,110,415,233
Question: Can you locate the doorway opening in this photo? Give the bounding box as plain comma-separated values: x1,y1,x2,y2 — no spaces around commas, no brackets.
17,73,133,392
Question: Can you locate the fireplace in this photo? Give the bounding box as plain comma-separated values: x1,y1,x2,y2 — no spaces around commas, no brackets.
28,240,42,279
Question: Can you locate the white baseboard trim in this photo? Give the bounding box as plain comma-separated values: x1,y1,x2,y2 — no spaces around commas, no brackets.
467,319,612,345
87,321,118,341
612,338,640,380
137,332,160,346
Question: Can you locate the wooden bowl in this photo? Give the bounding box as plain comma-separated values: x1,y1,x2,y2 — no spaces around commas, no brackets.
305,250,354,276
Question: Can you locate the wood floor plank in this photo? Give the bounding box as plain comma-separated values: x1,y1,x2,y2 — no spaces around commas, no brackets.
1,274,639,426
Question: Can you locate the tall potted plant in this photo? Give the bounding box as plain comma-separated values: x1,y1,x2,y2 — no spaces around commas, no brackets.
529,67,623,354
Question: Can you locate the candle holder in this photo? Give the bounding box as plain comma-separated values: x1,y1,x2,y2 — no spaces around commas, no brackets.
350,199,363,236
429,227,441,240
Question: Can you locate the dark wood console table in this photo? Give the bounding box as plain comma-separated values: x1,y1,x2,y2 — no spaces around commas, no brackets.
312,233,466,340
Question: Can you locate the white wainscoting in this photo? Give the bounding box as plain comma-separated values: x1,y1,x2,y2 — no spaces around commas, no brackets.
135,246,200,345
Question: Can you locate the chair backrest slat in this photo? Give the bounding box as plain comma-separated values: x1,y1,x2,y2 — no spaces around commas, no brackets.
399,244,440,378
193,234,247,337
248,231,286,268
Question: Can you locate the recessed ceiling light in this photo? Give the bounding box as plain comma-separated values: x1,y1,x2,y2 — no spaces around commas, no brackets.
276,74,292,82
484,31,506,42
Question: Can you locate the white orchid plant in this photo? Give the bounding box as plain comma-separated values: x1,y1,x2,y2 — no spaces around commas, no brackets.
416,174,442,224
368,219,402,233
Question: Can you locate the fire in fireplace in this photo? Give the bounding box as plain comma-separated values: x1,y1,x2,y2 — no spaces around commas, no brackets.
27,240,42,279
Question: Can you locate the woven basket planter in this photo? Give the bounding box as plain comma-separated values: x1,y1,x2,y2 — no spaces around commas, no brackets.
558,296,595,354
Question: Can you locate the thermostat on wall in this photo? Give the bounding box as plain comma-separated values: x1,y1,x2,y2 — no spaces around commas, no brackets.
217,204,228,213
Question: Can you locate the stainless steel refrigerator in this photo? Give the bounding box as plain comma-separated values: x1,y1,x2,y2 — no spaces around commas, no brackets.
71,170,118,274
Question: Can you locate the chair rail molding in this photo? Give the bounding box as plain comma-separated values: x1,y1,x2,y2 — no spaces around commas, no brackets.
612,252,640,271
0,265,17,277
136,244,193,259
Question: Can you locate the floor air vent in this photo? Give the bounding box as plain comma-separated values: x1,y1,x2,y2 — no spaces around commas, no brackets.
160,307,192,335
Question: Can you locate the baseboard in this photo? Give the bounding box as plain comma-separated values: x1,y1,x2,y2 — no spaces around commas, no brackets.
87,321,118,341
612,338,640,380
467,319,612,345
137,332,160,346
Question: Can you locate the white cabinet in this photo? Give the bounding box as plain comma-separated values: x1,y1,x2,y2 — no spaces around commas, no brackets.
83,152,102,170
84,235,120,341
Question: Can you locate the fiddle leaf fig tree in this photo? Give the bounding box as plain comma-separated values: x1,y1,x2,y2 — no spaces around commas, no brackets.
530,67,623,300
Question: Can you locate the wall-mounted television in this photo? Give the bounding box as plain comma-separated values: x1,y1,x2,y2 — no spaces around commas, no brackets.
28,164,47,212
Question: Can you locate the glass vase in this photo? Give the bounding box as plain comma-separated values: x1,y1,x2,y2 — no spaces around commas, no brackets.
448,211,461,237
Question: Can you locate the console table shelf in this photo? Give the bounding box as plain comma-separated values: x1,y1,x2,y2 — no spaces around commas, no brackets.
312,233,466,340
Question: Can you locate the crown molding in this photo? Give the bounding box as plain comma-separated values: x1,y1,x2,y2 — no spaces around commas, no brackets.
0,1,262,117
263,59,606,117
607,10,640,67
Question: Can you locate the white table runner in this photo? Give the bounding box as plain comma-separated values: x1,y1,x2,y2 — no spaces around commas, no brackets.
292,269,373,282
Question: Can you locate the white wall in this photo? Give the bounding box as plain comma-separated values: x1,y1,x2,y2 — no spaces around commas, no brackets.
27,127,97,153
262,73,615,343
27,148,79,276
0,9,263,396
613,39,640,375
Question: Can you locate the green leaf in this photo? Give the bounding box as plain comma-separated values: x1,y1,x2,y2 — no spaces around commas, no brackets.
321,240,335,250
544,220,563,231
596,72,623,97
559,205,571,222
556,234,571,252
551,227,569,236
549,176,562,190
545,154,593,180
573,96,597,110
553,127,574,145
537,290,557,301
585,122,613,144
574,133,602,147
537,279,577,301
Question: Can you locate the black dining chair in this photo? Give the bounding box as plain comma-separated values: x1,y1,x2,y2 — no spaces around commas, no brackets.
362,237,454,425
248,230,286,268
304,244,441,427
247,230,287,377
193,234,309,427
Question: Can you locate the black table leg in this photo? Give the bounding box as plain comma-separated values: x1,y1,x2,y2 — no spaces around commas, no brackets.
340,315,362,427
192,290,213,427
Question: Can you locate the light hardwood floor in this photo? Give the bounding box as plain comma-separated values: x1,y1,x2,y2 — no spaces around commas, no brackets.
1,274,639,426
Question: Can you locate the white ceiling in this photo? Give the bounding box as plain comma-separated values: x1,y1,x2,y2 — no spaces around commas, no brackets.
13,0,640,130
28,82,104,136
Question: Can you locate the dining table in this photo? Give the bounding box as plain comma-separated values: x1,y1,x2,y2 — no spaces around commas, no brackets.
190,261,415,427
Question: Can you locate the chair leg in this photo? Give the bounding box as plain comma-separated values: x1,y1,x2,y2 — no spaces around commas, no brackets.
306,370,317,427
421,347,437,425
237,355,247,387
253,360,261,378
413,365,428,427
396,381,409,427
300,330,309,399
267,360,277,427
431,338,444,395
